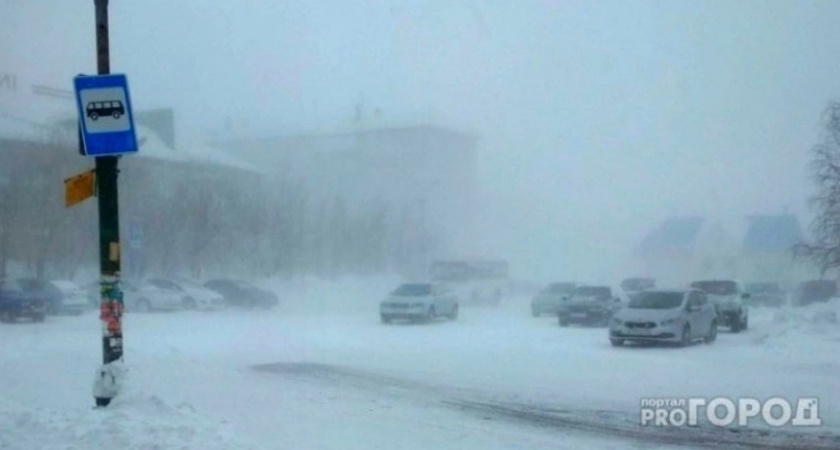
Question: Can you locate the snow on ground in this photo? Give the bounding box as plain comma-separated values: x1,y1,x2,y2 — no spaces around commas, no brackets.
2,276,840,449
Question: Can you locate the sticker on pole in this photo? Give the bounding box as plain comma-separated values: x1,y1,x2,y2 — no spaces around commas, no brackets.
73,74,138,156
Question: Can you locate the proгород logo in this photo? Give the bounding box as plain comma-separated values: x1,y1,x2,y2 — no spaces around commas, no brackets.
640,397,821,427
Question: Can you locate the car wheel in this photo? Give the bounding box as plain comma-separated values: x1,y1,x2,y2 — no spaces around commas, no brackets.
730,318,741,333
741,316,749,330
0,311,16,323
610,338,624,347
90,112,99,121
704,320,718,344
32,312,45,323
113,111,121,119
183,297,197,310
135,299,151,313
448,304,459,321
680,325,691,347
426,307,436,322
380,315,392,324
558,315,569,327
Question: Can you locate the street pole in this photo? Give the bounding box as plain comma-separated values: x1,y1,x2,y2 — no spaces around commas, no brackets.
92,0,125,408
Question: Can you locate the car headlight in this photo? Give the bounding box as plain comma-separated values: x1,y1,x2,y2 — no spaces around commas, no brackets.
660,317,683,326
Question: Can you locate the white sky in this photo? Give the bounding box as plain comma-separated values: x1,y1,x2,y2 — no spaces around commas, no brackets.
3,0,840,279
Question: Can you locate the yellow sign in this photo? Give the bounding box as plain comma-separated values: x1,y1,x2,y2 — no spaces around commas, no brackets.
64,169,95,207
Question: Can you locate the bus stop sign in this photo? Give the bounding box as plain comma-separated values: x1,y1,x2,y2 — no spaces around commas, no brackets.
73,74,138,156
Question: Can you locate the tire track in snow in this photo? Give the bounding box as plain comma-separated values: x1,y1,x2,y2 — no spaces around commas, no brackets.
252,362,840,450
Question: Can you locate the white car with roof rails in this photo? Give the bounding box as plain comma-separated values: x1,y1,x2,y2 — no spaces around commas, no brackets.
688,279,750,332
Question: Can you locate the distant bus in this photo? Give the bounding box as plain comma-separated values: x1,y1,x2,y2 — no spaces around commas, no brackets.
429,259,509,305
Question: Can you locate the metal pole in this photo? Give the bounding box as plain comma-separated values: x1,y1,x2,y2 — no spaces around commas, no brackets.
92,0,124,408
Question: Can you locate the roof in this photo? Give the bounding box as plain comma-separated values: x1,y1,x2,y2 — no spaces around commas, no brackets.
636,216,705,255
124,125,263,174
742,214,804,253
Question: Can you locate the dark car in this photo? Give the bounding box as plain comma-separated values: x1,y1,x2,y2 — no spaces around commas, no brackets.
0,279,48,323
16,279,63,315
792,280,837,307
203,279,279,309
557,285,623,327
745,282,786,307
530,282,576,317
16,279,91,315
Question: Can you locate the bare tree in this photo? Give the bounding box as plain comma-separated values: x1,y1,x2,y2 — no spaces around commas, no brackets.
796,100,840,275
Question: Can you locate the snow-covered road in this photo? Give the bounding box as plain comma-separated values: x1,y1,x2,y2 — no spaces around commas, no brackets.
2,277,839,449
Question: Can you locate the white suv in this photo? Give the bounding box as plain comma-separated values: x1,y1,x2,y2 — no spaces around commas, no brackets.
688,280,750,333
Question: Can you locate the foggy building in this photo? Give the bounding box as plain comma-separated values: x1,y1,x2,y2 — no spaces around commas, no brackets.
634,216,707,284
634,214,814,285
219,124,479,263
739,214,810,284
0,86,263,280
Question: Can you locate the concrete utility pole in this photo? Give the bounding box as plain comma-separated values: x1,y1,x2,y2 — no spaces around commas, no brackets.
91,0,125,408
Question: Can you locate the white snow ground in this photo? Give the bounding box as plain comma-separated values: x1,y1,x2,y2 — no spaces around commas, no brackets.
2,276,840,449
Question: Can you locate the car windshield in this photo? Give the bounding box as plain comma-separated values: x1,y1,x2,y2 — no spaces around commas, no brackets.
620,278,655,292
394,284,432,296
0,280,23,292
148,279,178,290
544,283,575,294
629,292,684,309
690,281,737,296
570,286,610,301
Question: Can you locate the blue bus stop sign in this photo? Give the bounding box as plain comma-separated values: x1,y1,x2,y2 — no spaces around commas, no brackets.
73,74,138,156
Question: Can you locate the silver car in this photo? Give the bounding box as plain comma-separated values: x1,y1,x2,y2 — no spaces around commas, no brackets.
380,283,459,323
530,282,576,317
609,289,718,347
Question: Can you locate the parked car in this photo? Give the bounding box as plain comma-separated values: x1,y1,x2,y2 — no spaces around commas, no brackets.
46,279,92,315
84,280,180,312
689,279,749,332
609,289,718,347
620,277,656,300
123,280,183,312
147,277,225,310
0,279,48,323
792,280,837,307
530,282,576,317
203,279,279,309
16,278,63,315
379,283,459,323
557,285,623,327
745,282,787,307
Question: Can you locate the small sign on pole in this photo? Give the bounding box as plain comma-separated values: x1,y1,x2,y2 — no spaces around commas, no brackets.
64,169,95,207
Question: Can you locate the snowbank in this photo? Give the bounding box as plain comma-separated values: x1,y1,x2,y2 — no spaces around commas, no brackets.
0,394,260,450
750,300,840,350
